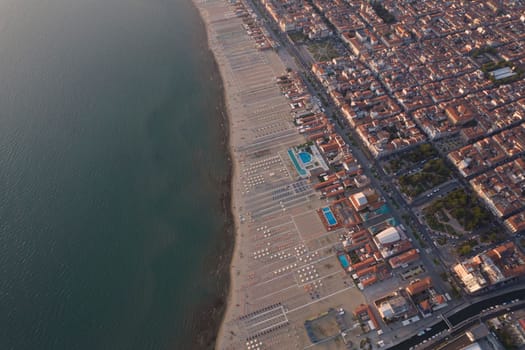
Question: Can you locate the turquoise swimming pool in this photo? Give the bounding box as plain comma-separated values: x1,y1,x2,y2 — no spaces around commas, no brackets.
298,151,312,164
322,207,337,226
338,254,350,269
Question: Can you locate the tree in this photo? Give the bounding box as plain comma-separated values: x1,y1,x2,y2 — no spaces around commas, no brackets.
457,245,471,256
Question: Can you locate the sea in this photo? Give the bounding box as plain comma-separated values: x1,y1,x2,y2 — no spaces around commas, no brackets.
0,0,232,349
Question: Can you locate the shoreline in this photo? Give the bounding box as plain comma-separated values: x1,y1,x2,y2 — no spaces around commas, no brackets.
190,1,244,349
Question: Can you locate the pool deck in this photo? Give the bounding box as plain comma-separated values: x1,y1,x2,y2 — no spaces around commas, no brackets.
322,207,338,226
287,148,308,178
194,2,367,349
288,145,329,179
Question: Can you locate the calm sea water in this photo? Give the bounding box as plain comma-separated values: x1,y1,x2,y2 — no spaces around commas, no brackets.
0,0,232,349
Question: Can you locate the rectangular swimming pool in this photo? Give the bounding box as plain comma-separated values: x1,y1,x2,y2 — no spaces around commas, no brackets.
338,254,350,269
322,207,337,226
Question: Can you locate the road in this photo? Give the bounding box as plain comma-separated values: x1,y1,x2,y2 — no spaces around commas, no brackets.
410,179,460,207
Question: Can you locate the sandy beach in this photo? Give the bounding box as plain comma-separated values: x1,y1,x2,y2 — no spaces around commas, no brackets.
190,2,291,347
190,1,275,348
192,1,367,349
